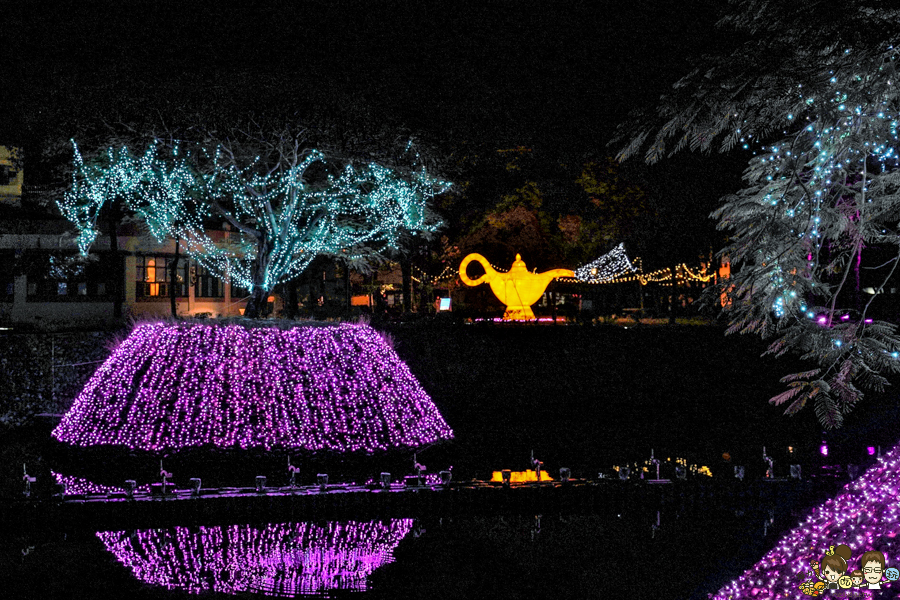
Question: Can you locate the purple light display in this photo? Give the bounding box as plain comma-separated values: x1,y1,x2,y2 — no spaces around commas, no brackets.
52,322,453,452
97,519,413,595
53,471,151,496
712,443,900,599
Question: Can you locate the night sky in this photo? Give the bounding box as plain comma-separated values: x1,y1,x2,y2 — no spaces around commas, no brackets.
9,1,748,239
12,2,731,150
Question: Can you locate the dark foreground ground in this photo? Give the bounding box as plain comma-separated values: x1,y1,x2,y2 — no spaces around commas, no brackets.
2,321,900,599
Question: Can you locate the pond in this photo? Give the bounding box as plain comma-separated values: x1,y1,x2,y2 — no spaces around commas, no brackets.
4,324,900,598
5,452,898,600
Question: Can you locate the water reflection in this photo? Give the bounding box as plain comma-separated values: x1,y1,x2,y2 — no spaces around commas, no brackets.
97,519,413,596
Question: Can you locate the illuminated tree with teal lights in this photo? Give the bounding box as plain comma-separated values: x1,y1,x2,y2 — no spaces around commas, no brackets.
616,0,900,427
60,130,449,318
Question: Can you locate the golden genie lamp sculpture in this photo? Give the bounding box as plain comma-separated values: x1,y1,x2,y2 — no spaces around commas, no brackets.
459,253,574,320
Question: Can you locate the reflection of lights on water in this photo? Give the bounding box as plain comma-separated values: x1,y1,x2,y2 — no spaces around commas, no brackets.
489,469,553,483
820,443,829,456
97,519,414,596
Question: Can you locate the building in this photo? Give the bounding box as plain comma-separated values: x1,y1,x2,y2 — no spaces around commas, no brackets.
0,146,23,207
0,223,257,330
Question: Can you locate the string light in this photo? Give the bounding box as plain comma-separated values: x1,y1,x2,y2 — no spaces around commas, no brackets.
572,243,635,283
97,519,414,595
59,141,450,294
52,322,453,453
52,472,152,496
722,45,900,332
558,257,715,286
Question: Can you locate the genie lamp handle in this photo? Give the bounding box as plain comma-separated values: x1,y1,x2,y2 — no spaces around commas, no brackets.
459,253,497,287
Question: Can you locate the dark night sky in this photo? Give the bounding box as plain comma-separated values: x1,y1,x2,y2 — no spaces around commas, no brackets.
12,1,729,154
9,0,749,249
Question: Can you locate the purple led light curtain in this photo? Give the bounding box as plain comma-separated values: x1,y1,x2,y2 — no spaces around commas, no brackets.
712,444,900,598
97,519,414,595
53,471,151,496
52,322,453,452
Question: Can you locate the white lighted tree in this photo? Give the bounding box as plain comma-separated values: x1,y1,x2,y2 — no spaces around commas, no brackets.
60,131,449,318
616,0,900,427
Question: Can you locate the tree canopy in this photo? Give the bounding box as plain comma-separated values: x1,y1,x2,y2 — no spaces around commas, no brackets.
61,129,449,318
616,0,900,427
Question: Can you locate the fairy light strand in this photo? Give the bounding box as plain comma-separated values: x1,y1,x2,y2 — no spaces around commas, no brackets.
97,519,414,595
52,322,453,453
59,141,450,294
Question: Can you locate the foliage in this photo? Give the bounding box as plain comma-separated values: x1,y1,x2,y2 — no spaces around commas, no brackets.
615,0,900,427
60,132,450,318
450,149,648,272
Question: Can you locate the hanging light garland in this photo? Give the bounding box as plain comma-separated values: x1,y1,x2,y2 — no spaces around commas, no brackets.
59,140,450,294
571,243,636,283
716,44,900,346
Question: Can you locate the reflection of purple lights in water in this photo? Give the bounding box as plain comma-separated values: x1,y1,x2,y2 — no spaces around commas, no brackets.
820,443,828,456
97,519,414,596
52,322,452,452
53,472,152,495
711,443,900,599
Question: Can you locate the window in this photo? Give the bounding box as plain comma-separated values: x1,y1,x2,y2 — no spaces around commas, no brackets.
23,251,116,301
135,255,188,299
194,264,224,298
0,165,17,186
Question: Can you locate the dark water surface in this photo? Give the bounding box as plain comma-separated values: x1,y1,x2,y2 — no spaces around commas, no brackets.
4,324,900,598
0,505,820,600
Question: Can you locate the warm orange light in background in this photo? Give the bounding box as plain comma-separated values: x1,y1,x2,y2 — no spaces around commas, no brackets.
459,253,574,320
490,469,554,483
147,258,160,296
350,295,371,307
718,257,733,307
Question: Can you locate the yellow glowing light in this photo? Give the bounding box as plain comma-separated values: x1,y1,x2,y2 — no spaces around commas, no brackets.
490,469,554,483
459,253,574,320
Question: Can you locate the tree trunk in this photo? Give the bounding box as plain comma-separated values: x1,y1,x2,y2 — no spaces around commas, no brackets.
401,258,412,314
284,279,299,320
243,236,273,319
169,237,180,318
343,264,351,314
308,263,318,316
669,263,678,325
243,285,269,319
107,203,124,319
